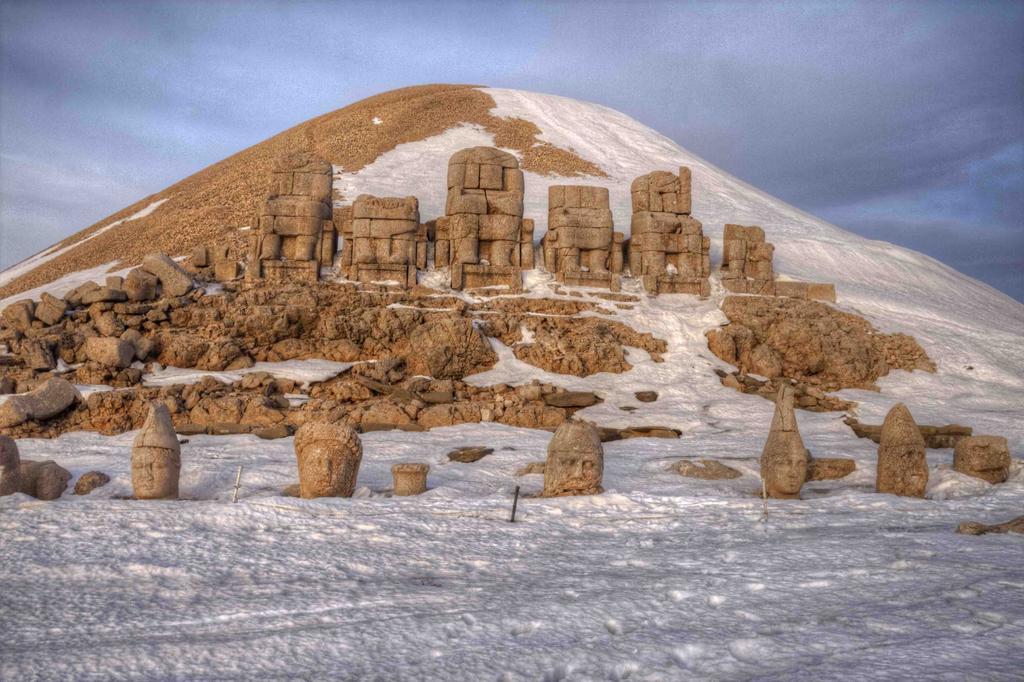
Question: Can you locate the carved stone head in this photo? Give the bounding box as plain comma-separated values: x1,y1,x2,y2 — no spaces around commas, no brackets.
543,420,604,497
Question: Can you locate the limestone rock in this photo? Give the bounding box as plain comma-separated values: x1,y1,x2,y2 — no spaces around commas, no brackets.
294,422,362,498
24,340,56,371
807,457,856,481
74,471,111,495
0,376,80,428
876,403,928,497
142,253,194,297
84,337,135,369
760,384,808,499
675,459,742,480
2,299,35,332
405,316,496,379
131,402,182,499
953,436,1011,484
392,463,429,496
956,516,1024,536
0,435,20,496
543,420,604,497
634,391,658,403
34,293,67,326
19,459,71,500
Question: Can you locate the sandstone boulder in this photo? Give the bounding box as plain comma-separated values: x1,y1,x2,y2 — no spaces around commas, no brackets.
544,391,600,408
142,253,194,297
953,436,1011,484
0,435,20,495
405,316,496,379
74,471,111,495
34,293,67,326
543,420,604,497
125,267,159,301
84,337,135,369
131,402,182,499
19,459,71,500
2,299,35,332
294,422,362,498
760,384,808,499
0,376,80,428
876,403,928,497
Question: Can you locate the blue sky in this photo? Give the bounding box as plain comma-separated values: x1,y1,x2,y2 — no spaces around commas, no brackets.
1,0,1021,299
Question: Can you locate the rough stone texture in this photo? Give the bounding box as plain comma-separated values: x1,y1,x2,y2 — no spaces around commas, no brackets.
437,147,534,290
344,194,423,288
953,436,1011,484
392,462,429,496
707,296,935,391
249,152,335,284
0,376,80,428
542,185,623,291
447,446,493,463
294,421,362,498
760,384,809,499
125,267,159,301
627,167,710,296
876,403,928,498
35,293,68,326
714,369,857,413
0,435,20,495
83,337,135,369
807,457,857,481
405,316,496,379
131,402,182,499
544,391,600,408
543,420,604,497
675,459,742,480
956,516,1024,536
2,299,35,332
141,253,194,297
19,459,71,500
74,470,111,495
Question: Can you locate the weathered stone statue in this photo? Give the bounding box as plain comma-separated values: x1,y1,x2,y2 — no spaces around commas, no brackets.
391,462,429,496
543,420,604,496
294,422,362,498
131,402,182,500
876,403,928,497
344,194,424,287
0,435,21,496
542,185,624,291
760,383,809,499
953,435,1011,484
435,146,534,289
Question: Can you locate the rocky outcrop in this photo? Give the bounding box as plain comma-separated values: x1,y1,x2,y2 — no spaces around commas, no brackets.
405,316,496,379
707,296,934,391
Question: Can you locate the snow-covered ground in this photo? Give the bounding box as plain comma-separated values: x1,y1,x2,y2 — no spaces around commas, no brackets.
2,88,1023,679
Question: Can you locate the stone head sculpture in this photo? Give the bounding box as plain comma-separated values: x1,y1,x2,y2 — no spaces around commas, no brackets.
294,421,363,498
760,383,808,499
543,420,604,497
131,402,182,500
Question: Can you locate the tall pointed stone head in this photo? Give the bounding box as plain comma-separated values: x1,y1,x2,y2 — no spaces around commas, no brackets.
876,403,928,497
131,402,182,500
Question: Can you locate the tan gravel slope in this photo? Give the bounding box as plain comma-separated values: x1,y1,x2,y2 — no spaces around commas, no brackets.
0,84,606,300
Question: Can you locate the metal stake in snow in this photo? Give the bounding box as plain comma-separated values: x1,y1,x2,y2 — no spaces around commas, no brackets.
760,477,769,524
231,465,244,503
509,485,521,523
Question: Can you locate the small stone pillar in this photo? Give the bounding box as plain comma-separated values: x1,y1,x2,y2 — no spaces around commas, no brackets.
1,436,21,496
294,422,362,498
132,402,182,500
543,420,604,496
876,403,928,497
391,462,429,496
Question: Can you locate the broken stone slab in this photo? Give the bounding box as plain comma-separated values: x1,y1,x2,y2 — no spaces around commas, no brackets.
956,516,1024,536
125,268,159,301
0,376,81,428
845,417,972,449
675,459,742,480
2,300,35,332
34,293,68,326
142,253,194,297
447,446,493,463
81,286,128,305
544,391,600,408
807,457,857,481
254,424,290,440
516,461,545,476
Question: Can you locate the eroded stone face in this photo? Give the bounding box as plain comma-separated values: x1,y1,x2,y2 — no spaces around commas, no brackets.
294,422,362,498
760,384,808,499
543,420,604,496
131,402,182,500
876,403,928,498
953,436,1010,484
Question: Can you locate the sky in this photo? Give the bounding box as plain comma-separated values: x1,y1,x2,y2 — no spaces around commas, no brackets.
1,0,1022,300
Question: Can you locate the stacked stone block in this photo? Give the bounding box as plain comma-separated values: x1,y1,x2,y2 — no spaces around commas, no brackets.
542,185,623,291
435,147,534,290
249,153,336,284
346,194,423,288
720,224,836,301
627,167,710,296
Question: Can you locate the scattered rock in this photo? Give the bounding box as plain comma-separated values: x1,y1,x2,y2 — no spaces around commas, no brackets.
392,462,429,496
876,403,928,498
544,391,600,408
1,435,21,495
447,446,493,463
142,253,194,297
84,337,135,369
281,483,301,497
294,421,362,498
956,516,1024,536
543,420,604,497
131,402,182,499
953,435,1010,484
34,293,67,326
517,461,545,476
634,391,658,403
74,471,111,495
675,459,742,480
254,424,290,440
845,417,972,449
